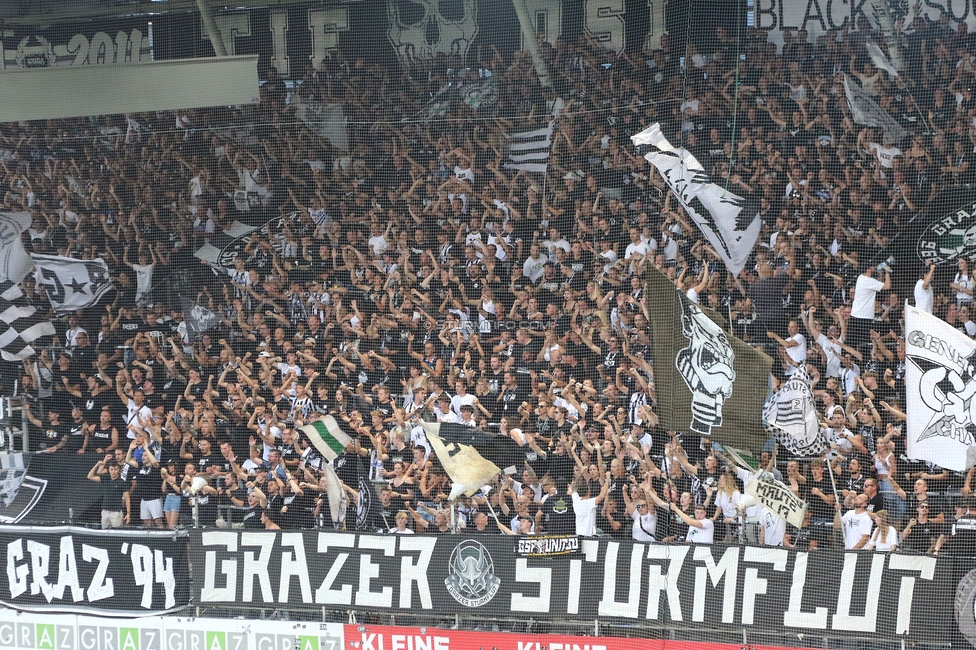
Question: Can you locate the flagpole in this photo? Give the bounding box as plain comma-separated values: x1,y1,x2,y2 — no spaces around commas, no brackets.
485,498,503,528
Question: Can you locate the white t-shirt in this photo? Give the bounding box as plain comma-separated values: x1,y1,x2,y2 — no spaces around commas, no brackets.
956,272,974,305
816,333,843,378
572,492,599,536
869,143,902,169
914,278,934,314
133,264,154,298
760,507,786,546
841,509,874,549
851,274,884,319
868,525,898,551
632,510,657,542
523,255,548,284
450,393,476,418
686,517,714,543
784,333,807,371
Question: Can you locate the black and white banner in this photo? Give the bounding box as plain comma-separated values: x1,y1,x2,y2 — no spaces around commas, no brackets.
179,296,220,336
905,303,976,472
0,526,190,615
763,364,825,458
32,255,112,314
745,472,807,527
632,124,761,277
190,530,967,644
503,122,554,174
292,96,348,150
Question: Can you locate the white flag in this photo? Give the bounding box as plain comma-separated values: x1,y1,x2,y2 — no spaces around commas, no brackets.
31,255,112,314
0,212,33,285
866,42,899,78
905,303,976,472
843,74,908,143
632,123,762,276
763,364,826,457
745,471,808,528
180,296,219,335
503,122,555,174
293,96,349,150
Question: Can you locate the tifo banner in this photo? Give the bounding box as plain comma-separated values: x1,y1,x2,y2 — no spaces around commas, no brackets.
342,625,825,650
0,525,190,615
753,0,976,51
0,609,344,650
191,530,972,645
646,267,772,450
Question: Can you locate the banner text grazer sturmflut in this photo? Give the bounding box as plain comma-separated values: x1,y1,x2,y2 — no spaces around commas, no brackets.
190,530,976,647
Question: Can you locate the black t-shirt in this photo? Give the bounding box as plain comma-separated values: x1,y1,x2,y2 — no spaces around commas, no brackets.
242,506,264,529
36,421,71,450
903,520,944,553
100,477,130,512
541,493,576,535
65,419,86,452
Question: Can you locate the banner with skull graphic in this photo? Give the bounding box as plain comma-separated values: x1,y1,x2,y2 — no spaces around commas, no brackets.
905,303,976,472
646,266,772,451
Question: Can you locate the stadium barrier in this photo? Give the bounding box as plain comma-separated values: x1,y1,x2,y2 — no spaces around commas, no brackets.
1,525,975,647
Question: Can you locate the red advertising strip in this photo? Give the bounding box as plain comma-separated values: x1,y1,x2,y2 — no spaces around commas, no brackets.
343,625,822,650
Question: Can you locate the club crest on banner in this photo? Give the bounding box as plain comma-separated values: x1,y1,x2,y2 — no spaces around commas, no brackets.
445,539,500,608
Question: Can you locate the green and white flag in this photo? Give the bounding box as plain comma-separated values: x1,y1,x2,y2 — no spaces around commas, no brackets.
301,415,353,462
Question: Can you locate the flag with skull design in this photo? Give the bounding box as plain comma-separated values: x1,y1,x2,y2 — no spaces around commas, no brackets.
646,266,772,451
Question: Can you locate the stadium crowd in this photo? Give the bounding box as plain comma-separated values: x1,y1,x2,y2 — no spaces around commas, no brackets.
4,15,976,553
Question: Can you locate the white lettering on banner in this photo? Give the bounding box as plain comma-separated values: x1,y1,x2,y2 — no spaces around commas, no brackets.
316,532,355,605
511,558,552,611
645,544,687,622
270,10,290,76
26,540,53,601
784,552,829,628
308,8,350,73
741,547,788,626
82,544,114,602
53,536,82,602
584,0,626,55
888,554,937,634
7,540,28,598
1,29,151,69
201,13,251,56
242,532,274,603
201,531,238,602
756,0,976,50
397,537,435,609
520,644,608,650
599,542,643,618
693,547,739,624
281,533,314,604
566,539,599,615
356,536,395,608
832,552,885,632
523,0,563,47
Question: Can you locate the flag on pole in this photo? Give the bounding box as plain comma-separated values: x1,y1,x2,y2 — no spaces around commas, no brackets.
320,462,347,527
0,212,34,286
763,364,826,457
646,265,772,450
461,78,499,111
503,122,555,174
179,296,220,336
0,281,54,361
0,212,54,361
300,415,355,462
293,96,349,151
866,42,899,78
420,421,509,499
843,74,908,143
632,123,762,276
31,255,112,314
905,303,976,472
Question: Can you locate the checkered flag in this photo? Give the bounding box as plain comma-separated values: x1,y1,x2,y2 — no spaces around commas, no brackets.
0,280,55,361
